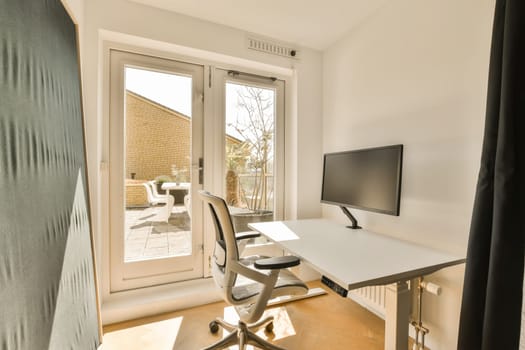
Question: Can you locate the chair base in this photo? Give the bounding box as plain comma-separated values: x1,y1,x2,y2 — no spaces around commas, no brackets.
202,316,286,350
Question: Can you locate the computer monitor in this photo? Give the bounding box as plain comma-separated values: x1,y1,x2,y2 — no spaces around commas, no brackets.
321,144,403,229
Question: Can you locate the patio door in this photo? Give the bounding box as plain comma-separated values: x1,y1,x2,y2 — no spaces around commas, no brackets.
109,50,204,291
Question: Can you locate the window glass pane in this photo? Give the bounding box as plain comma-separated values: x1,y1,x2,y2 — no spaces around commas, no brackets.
225,82,276,233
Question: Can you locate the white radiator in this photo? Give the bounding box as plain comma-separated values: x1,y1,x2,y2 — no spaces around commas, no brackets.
349,285,387,319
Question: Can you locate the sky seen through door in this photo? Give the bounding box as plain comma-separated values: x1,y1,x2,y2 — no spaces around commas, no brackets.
125,67,192,116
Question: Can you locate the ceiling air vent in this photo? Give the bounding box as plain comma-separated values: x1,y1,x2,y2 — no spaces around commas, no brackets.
247,37,298,58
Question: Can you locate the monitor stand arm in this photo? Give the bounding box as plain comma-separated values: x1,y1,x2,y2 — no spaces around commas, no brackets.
340,206,362,229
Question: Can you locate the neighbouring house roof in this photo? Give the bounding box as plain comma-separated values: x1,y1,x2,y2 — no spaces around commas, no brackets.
126,89,243,144
126,90,191,120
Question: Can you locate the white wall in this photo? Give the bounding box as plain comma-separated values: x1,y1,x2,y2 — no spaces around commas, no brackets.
61,0,84,26
77,0,322,308
323,1,494,349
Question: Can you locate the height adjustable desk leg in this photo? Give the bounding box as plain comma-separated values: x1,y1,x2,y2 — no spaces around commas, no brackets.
385,281,410,350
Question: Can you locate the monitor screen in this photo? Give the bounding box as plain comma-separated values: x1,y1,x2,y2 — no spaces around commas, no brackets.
321,144,403,216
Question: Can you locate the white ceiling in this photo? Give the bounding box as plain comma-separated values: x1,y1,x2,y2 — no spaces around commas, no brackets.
129,0,386,50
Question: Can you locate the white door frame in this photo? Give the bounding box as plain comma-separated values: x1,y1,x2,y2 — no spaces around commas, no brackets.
108,49,204,292
99,39,294,306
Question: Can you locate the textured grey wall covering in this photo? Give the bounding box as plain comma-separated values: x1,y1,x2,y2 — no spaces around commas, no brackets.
0,0,100,349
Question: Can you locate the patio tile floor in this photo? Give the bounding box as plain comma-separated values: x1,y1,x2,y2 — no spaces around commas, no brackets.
125,204,191,262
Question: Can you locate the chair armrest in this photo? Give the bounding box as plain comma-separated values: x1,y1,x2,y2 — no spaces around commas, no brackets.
235,231,261,241
254,256,300,270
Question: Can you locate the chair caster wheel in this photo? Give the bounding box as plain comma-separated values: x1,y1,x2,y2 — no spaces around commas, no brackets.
265,322,274,333
209,320,219,334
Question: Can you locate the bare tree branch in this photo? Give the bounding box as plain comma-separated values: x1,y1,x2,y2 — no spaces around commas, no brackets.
227,84,275,210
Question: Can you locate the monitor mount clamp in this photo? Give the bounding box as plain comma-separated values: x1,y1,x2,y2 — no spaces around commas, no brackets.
340,206,361,229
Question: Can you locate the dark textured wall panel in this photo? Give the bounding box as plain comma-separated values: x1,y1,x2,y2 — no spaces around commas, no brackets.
0,0,100,349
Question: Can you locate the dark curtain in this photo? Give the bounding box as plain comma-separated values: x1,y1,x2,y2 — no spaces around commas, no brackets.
458,0,525,349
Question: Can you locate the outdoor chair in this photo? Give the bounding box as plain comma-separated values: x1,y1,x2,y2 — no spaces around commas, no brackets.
143,181,174,222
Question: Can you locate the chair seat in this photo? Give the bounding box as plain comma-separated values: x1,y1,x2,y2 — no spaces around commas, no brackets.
232,255,308,302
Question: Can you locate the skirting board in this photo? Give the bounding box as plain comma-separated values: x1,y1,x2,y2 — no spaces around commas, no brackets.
268,287,327,307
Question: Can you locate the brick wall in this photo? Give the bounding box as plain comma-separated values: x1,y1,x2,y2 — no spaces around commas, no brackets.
125,91,191,181
124,90,242,207
125,179,148,207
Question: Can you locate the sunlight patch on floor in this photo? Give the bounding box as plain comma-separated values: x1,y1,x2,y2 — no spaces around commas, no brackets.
100,317,183,350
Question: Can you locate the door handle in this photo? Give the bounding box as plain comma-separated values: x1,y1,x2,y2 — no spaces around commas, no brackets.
198,157,203,185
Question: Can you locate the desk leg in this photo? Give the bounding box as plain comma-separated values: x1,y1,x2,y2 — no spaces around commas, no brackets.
165,190,173,222
385,281,410,350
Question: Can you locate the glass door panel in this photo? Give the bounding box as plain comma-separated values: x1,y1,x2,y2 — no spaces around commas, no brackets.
218,71,285,234
124,66,193,261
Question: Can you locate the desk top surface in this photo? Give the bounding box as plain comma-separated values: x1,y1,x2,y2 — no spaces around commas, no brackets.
248,219,465,290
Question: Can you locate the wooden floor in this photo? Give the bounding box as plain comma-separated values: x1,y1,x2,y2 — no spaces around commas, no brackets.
101,281,391,350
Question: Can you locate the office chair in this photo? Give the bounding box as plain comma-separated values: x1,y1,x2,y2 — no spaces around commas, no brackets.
198,190,308,350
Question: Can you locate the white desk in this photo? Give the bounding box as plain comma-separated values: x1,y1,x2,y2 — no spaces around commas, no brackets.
248,219,465,350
